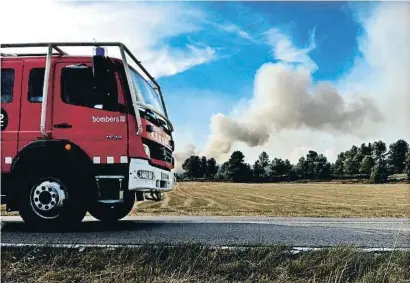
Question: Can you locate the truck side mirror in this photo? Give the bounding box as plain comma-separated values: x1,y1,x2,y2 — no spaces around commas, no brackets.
92,53,109,86
92,48,117,108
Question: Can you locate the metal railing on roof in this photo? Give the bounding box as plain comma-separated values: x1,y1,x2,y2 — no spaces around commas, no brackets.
0,42,173,137
1,52,63,57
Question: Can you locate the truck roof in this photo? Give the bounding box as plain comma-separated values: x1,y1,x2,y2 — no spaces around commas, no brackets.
1,42,171,123
0,42,160,93
1,54,123,63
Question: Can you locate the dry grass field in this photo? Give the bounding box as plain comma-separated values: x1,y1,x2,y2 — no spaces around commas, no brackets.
2,182,409,218
131,182,410,218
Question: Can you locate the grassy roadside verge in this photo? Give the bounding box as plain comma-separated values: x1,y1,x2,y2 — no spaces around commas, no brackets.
1,245,409,283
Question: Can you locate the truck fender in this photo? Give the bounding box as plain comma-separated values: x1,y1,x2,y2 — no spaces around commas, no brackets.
8,140,97,210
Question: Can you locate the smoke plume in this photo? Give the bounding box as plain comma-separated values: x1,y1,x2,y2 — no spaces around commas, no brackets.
175,2,409,166
202,63,384,159
173,143,197,173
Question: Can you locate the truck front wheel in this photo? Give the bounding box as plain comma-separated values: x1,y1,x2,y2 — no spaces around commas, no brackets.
88,189,135,223
18,169,87,230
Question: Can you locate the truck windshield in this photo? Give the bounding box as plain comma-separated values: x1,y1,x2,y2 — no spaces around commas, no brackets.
130,68,165,117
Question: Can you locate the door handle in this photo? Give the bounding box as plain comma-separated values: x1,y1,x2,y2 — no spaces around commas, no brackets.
54,123,72,129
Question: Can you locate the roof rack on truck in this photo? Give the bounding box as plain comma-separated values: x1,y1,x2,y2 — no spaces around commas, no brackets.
0,42,172,137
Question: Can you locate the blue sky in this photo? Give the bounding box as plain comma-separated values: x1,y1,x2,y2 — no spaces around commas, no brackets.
160,1,360,86
158,1,366,150
2,1,409,168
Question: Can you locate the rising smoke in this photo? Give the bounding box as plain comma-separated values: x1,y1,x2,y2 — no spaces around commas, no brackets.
174,1,409,169
173,143,197,172
201,63,384,159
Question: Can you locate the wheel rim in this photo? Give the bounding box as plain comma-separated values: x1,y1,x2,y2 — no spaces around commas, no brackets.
29,178,67,220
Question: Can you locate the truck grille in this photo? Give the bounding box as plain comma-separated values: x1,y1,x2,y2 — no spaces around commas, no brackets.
143,138,173,165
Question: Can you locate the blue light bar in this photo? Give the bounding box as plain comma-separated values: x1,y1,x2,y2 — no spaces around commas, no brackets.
95,46,105,56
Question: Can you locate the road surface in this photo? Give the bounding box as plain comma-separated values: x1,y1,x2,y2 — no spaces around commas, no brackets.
1,216,409,248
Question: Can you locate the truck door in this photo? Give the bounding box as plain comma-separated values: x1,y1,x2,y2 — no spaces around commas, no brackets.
1,60,23,172
52,61,128,165
18,58,54,151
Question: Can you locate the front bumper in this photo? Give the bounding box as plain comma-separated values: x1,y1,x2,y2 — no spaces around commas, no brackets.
128,159,175,192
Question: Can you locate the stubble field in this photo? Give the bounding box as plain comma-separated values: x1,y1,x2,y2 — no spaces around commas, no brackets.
2,182,409,218
131,182,410,218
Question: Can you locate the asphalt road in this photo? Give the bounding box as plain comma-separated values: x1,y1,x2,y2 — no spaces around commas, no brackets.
1,216,409,248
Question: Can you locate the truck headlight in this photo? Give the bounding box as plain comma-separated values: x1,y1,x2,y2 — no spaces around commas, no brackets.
137,170,154,180
143,144,150,158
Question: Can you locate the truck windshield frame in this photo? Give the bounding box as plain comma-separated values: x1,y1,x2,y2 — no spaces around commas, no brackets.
129,66,166,117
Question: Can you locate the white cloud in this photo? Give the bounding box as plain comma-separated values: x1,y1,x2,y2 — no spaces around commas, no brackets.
0,0,215,79
265,27,317,73
218,24,255,42
141,45,216,78
200,2,409,166
340,2,410,144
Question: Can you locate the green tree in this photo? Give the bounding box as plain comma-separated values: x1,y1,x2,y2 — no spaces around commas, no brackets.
343,157,359,175
372,140,387,161
295,151,330,179
355,143,373,165
270,158,284,175
306,151,318,178
182,156,202,178
370,159,388,184
288,166,298,180
225,151,252,182
345,145,358,160
313,154,331,179
241,163,253,182
199,156,207,178
256,151,270,180
295,157,308,178
342,146,360,174
270,158,293,176
258,151,270,168
360,155,375,174
333,152,345,175
359,143,373,158
387,139,409,174
253,160,264,182
283,159,293,175
215,162,228,181
405,149,410,179
205,158,218,179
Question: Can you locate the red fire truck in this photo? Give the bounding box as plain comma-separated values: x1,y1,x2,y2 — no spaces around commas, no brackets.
0,42,176,228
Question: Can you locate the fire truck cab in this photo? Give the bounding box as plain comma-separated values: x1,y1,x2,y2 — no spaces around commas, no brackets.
0,42,176,228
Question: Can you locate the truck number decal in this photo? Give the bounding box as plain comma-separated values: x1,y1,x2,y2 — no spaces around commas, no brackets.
106,135,122,140
1,109,8,131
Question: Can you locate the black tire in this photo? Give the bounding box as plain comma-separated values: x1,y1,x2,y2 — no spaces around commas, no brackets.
18,168,88,231
88,189,135,223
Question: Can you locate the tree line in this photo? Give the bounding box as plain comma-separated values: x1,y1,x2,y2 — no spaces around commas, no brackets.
178,139,410,184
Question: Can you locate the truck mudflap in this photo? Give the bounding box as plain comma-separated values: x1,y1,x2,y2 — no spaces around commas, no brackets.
128,158,175,192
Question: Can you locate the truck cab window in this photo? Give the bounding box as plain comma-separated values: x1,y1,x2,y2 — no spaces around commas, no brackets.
61,64,119,111
28,68,45,103
1,69,15,103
